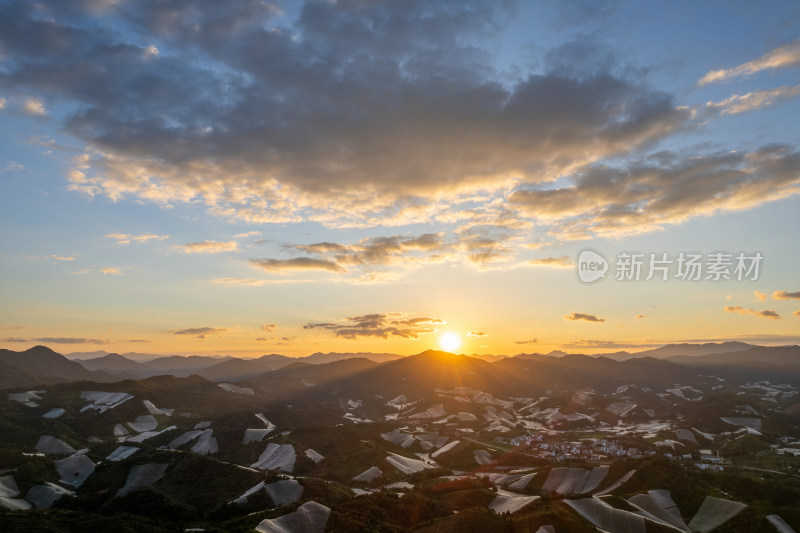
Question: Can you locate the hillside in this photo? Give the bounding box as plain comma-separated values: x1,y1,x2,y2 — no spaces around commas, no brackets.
0,346,116,390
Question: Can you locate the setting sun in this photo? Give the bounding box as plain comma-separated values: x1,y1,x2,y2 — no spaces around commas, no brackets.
438,332,462,353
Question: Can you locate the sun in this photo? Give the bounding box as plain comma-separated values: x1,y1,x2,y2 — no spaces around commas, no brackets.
438,332,462,353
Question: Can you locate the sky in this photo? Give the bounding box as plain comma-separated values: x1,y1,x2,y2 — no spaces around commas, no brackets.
1,0,799,358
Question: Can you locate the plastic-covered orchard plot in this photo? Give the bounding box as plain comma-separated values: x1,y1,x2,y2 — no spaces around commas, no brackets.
105,445,140,462
542,466,609,496
167,430,203,449
265,479,303,507
42,407,65,419
385,453,434,475
507,472,537,491
686,496,747,533
25,482,74,509
0,475,32,511
381,428,412,445
80,391,133,413
305,448,324,464
720,417,762,431
767,515,797,533
488,489,539,515
556,468,588,496
251,443,296,473
565,497,647,533
473,449,492,465
190,429,218,455
0,475,22,498
244,428,271,444
35,435,76,455
255,501,331,533
674,428,698,443
353,466,383,483
231,481,266,505
431,440,460,458
627,489,688,531
54,454,96,488
116,463,169,497
127,415,158,433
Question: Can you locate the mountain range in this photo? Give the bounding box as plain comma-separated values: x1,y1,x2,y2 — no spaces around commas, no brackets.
3,342,799,393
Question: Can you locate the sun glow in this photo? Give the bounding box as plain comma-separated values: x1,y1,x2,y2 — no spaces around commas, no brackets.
438,331,462,353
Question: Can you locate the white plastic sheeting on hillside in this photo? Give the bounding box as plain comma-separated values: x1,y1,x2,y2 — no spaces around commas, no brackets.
251,443,296,472
305,449,324,464
565,497,647,533
42,408,65,419
35,435,76,455
106,446,140,462
255,501,331,533
0,475,32,510
265,480,304,507
116,463,169,496
244,428,272,444
767,515,797,533
190,429,218,455
687,496,747,533
25,483,74,509
219,383,254,395
54,454,95,488
353,466,383,483
127,415,158,433
80,391,133,413
488,489,539,515
167,430,203,449
627,489,689,531
385,453,434,475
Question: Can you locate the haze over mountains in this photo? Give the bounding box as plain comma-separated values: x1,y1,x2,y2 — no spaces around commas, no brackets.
2,342,799,392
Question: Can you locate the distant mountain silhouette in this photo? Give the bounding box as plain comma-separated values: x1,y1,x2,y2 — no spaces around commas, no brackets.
0,346,116,389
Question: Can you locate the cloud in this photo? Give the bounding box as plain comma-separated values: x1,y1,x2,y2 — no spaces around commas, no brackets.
795,311,800,318
171,327,228,340
101,267,123,275
234,231,261,239
0,97,5,109
124,339,151,343
0,326,26,330
699,38,800,85
527,256,572,268
304,313,443,340
177,240,238,254
510,145,800,238
773,290,800,300
35,337,110,344
636,314,646,319
724,306,781,319
467,331,487,337
250,257,343,273
261,324,276,332
106,232,170,244
514,338,539,345
704,86,800,115
676,334,800,344
21,97,47,115
1,337,28,342
561,339,661,349
564,312,605,322
0,3,688,228
1,161,23,173
754,291,767,302
48,254,75,262
256,336,292,345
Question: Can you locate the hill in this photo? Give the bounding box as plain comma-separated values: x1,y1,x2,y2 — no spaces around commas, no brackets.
0,346,116,390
